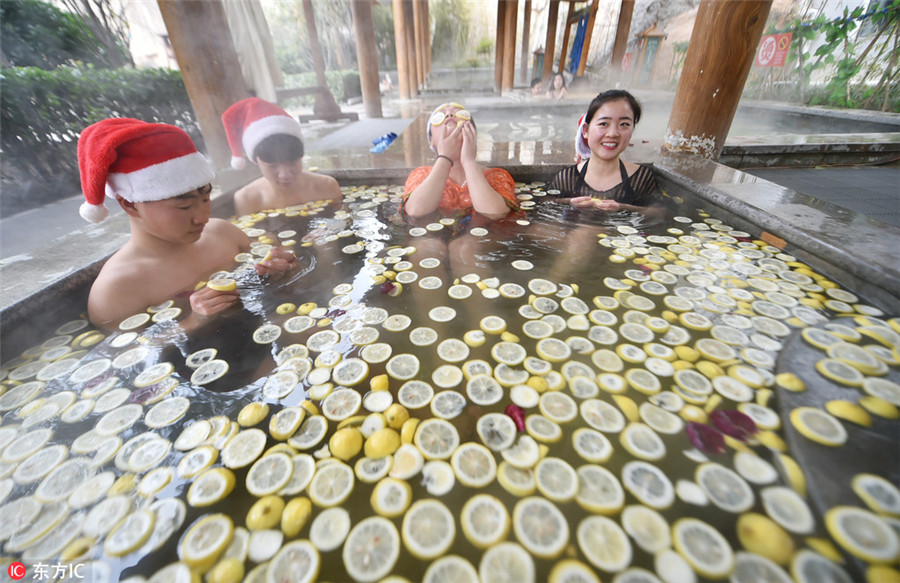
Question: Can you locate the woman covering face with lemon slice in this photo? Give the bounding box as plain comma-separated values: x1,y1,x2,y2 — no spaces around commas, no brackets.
402,103,518,219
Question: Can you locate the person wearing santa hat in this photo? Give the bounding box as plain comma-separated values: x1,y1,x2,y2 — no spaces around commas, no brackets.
547,90,660,213
222,97,341,216
402,102,517,219
78,117,298,331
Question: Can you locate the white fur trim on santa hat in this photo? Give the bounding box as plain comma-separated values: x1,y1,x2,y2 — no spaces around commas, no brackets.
107,151,214,203
231,156,247,170
576,115,591,159
241,116,304,163
80,201,109,223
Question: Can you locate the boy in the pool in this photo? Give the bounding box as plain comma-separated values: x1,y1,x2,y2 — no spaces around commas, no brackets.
222,97,342,216
78,117,297,331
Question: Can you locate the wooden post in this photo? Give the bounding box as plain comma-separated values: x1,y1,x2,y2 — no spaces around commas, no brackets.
392,0,411,99
576,0,600,77
557,2,572,74
412,0,424,90
403,0,419,94
423,0,432,75
541,0,559,82
494,0,506,93
519,0,532,83
157,0,249,169
665,0,773,159
350,0,383,118
301,0,342,118
610,0,634,72
501,0,518,92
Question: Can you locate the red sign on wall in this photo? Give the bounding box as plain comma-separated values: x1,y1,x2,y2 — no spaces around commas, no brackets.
755,33,792,67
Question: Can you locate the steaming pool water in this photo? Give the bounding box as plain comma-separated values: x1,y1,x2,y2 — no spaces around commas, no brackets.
0,179,898,583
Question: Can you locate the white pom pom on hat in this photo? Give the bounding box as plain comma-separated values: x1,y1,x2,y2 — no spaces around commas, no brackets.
76,118,214,223
575,114,591,160
221,97,304,168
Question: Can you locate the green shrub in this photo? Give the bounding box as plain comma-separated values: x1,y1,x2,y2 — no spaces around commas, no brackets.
1,66,197,215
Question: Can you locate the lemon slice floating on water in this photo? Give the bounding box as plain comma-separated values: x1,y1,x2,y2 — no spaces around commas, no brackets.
577,514,632,573
852,473,900,517
451,442,497,488
696,462,754,513
414,418,460,460
402,499,456,560
308,461,354,507
287,415,328,450
622,461,674,510
575,464,625,515
343,516,400,582
191,359,229,385
266,540,320,583
513,496,569,559
826,505,900,564
221,428,266,469
672,517,735,578
790,406,848,447
187,467,235,507
461,494,510,549
245,452,293,496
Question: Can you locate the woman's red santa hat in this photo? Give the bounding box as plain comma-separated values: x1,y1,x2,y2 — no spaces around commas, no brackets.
575,114,591,160
221,97,304,169
77,118,214,223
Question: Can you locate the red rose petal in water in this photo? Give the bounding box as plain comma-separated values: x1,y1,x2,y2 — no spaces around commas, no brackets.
380,282,396,295
710,409,757,441
686,422,726,454
504,404,526,432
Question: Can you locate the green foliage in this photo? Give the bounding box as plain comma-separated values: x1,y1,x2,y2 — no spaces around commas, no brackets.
1,66,197,213
431,0,471,65
476,38,494,56
0,0,105,69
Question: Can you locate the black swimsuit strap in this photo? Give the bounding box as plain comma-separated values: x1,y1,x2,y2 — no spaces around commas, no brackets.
575,158,636,202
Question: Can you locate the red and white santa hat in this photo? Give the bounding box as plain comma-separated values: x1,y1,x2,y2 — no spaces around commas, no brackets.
575,114,591,160
76,118,215,223
221,97,304,169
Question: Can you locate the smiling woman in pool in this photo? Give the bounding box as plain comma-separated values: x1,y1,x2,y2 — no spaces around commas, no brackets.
548,90,660,212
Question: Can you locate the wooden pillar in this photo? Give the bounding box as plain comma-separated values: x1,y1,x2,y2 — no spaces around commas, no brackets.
494,1,506,93
665,0,772,159
610,0,634,71
392,0,411,99
501,0,518,92
157,0,249,169
519,0,532,82
541,0,559,82
412,0,425,90
423,0,432,74
301,0,342,118
576,0,600,77
350,0,382,118
557,2,572,74
402,0,419,94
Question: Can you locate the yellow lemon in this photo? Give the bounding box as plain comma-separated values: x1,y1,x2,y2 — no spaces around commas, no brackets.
400,418,420,444
365,428,401,459
237,402,269,427
281,496,312,538
736,512,795,566
370,374,389,392
208,557,244,583
207,278,237,292
860,396,900,419
868,566,900,583
246,495,285,531
775,372,805,392
384,403,410,429
680,404,708,424
777,454,807,496
756,430,787,452
526,376,549,393
329,427,363,461
825,400,872,427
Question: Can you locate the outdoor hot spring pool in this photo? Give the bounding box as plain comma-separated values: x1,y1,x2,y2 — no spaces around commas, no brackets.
0,180,898,583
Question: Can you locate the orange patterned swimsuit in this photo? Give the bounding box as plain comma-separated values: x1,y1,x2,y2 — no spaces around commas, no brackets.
402,167,518,213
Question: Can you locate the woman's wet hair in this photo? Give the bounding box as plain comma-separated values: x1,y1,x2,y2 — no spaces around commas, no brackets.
585,90,642,125
255,133,304,164
551,73,566,88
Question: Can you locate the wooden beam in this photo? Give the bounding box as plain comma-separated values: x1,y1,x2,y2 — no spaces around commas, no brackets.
519,0,532,83
412,0,424,90
576,0,599,77
610,0,634,71
350,0,382,118
157,0,249,169
423,0,432,75
541,0,559,82
402,0,419,94
665,0,773,159
557,2,572,74
392,0,411,98
494,0,506,93
501,0,518,92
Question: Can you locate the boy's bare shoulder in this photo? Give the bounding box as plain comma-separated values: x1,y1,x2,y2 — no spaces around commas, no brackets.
88,248,160,329
302,171,342,201
234,178,271,215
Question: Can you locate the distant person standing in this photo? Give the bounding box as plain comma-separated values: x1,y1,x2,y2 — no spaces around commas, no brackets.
380,73,393,94
547,73,568,101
